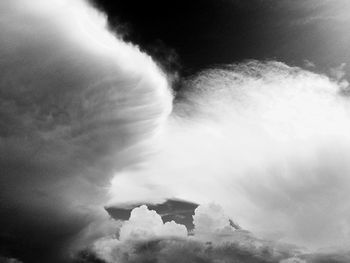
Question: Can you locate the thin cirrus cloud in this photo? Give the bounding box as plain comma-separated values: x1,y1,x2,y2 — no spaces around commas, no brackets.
0,0,172,262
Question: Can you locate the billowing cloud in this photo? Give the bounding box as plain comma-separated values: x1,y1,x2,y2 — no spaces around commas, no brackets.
3,0,350,261
87,204,306,263
109,61,350,251
80,204,350,263
193,203,236,243
92,205,188,263
118,205,188,241
0,0,172,261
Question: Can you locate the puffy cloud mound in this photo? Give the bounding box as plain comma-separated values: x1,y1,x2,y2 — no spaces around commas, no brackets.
193,203,236,242
78,204,350,263
92,205,188,263
86,204,303,263
119,205,188,241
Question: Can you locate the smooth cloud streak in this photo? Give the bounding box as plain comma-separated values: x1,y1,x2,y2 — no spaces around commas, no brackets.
0,0,172,261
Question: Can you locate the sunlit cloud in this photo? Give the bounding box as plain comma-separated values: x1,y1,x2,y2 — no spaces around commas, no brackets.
109,61,350,250
89,204,350,263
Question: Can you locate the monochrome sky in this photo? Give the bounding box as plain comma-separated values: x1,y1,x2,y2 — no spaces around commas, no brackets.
1,1,350,263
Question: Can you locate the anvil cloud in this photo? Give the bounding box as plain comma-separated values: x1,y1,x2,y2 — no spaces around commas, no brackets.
2,0,350,262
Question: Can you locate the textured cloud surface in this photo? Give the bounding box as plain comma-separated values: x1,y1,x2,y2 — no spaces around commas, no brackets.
2,0,350,262
110,61,350,250
0,0,171,261
89,204,303,263
88,204,350,263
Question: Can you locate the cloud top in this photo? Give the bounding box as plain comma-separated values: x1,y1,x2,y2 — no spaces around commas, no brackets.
109,61,350,250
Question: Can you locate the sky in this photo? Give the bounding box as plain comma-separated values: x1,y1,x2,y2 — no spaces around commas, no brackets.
1,0,350,263
93,0,350,77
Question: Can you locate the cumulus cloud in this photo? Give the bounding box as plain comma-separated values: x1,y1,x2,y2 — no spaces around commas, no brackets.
81,204,350,263
0,0,171,261
109,61,350,251
91,205,188,263
119,205,188,241
87,204,303,263
193,203,236,242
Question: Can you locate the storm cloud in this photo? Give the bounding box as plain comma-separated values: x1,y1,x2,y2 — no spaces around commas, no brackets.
0,0,171,261
2,0,350,262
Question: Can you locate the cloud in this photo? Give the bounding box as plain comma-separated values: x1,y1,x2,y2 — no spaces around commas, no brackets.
87,204,302,263
3,0,350,261
92,205,188,263
118,205,188,241
109,61,350,251
280,257,306,263
193,203,236,243
0,0,172,261
83,204,350,263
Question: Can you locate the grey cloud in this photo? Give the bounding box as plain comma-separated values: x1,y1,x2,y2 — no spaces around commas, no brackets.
0,0,172,262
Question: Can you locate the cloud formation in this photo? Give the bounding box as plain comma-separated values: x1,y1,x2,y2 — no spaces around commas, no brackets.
0,0,172,261
118,205,188,241
3,0,350,261
82,204,350,263
109,61,350,251
87,204,322,263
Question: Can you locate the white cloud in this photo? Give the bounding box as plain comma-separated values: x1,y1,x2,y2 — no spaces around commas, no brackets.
90,203,301,263
109,61,350,250
193,203,236,243
119,205,188,241
92,205,188,262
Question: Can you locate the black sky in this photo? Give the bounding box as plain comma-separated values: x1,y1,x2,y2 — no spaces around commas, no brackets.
93,0,350,77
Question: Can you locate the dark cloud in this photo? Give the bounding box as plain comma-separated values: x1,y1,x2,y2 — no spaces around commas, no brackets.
0,0,172,262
